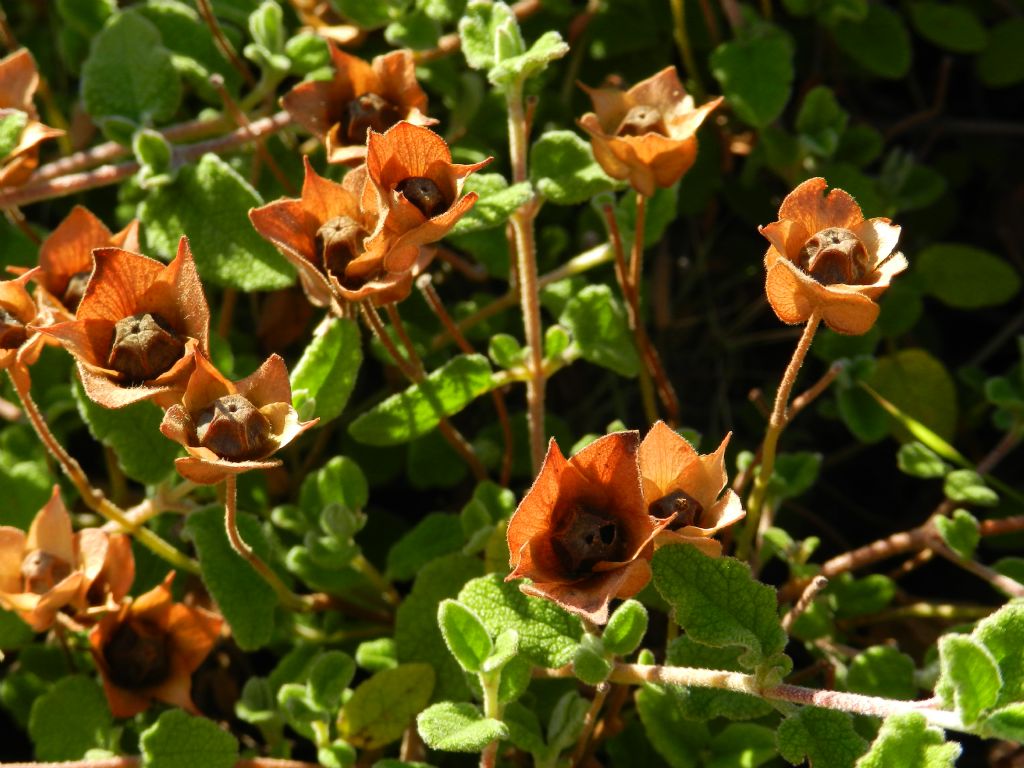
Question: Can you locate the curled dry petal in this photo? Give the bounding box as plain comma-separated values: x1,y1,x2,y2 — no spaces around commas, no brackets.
577,66,722,197
0,269,46,372
506,431,669,624
0,49,64,188
89,572,223,718
35,236,210,408
160,353,316,485
760,177,907,335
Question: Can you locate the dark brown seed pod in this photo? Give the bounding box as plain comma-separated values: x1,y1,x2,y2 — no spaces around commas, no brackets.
62,270,92,311
315,215,365,277
345,92,401,144
0,308,28,349
797,227,870,286
103,621,172,690
648,489,703,529
20,550,72,594
194,394,271,461
396,176,448,219
616,104,667,137
107,312,185,383
550,506,627,577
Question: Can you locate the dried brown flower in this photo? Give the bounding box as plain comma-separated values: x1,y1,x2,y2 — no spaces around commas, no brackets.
0,269,46,373
0,49,64,187
578,66,722,197
760,177,907,335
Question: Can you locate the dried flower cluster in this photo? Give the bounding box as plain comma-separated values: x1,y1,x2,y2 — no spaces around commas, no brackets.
0,49,63,187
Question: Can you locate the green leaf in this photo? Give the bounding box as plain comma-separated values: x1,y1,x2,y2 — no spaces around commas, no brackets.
795,86,848,157
81,10,182,125
395,554,483,701
386,513,464,581
834,4,911,79
450,174,532,235
28,676,111,761
184,505,276,650
458,574,583,668
708,723,777,768
0,608,34,649
438,599,493,673
559,284,639,377
488,333,524,370
937,635,1001,725
56,0,116,36
653,545,787,672
140,709,238,768
338,664,435,749
502,702,546,756
855,713,960,768
867,349,958,442
416,702,509,752
970,603,1024,707
0,110,27,160
837,386,889,443
602,599,648,656
934,509,981,559
300,455,369,518
290,317,362,426
308,651,356,712
356,638,398,673
846,646,917,700
829,573,895,619
943,471,998,508
635,684,709,768
766,451,822,503
917,243,1021,309
482,628,519,673
458,0,520,70
909,2,987,53
983,703,1024,741
73,378,179,485
573,640,612,685
777,708,868,768
977,19,1024,89
710,24,794,128
489,31,569,87
531,130,617,205
665,636,774,720
897,442,948,479
348,354,494,446
140,153,295,290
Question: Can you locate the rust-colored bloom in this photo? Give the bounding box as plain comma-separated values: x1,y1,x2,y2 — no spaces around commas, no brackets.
760,177,907,335
36,237,210,408
0,49,63,187
361,121,490,290
638,421,744,556
506,432,669,625
0,487,133,631
35,206,141,317
159,353,316,485
249,158,386,307
578,67,722,197
0,269,46,372
89,573,222,718
281,46,434,165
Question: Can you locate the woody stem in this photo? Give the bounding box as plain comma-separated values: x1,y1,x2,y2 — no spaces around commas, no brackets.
7,367,200,575
737,313,821,561
223,474,310,612
506,78,547,473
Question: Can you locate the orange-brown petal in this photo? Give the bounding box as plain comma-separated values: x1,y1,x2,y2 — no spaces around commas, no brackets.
777,177,864,236
26,485,74,565
765,258,880,334
0,49,38,112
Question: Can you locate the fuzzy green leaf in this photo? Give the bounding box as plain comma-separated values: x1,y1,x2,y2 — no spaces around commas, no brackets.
185,505,276,650
573,641,612,685
458,574,583,668
300,455,369,518
943,471,999,508
458,0,520,71
0,111,27,160
417,702,508,753
560,284,639,377
918,243,1021,309
983,703,1024,741
652,544,787,672
290,317,362,426
855,713,960,768
73,378,179,485
356,638,398,673
937,634,1001,725
777,708,868,768
710,25,794,128
969,603,1024,708
635,684,709,768
81,11,182,125
846,646,917,700
308,651,356,712
348,355,494,446
896,442,948,478
909,2,987,53
664,636,774,720
140,153,295,290
450,174,532,235
708,724,776,768
489,31,569,86
482,628,519,673
438,599,493,674
934,509,981,559
795,86,848,157
28,676,111,761
395,554,483,701
140,709,238,768
338,664,435,749
602,599,648,657
867,349,958,442
531,130,616,205
829,573,896,619
834,4,911,79
386,513,464,581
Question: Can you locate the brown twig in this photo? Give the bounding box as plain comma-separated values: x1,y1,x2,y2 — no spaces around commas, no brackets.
571,682,610,766
781,575,828,632
195,0,256,87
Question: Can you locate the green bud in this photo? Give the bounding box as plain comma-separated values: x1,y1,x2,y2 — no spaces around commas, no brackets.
602,599,648,656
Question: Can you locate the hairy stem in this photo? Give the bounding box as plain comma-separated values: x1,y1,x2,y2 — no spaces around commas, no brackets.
479,670,504,768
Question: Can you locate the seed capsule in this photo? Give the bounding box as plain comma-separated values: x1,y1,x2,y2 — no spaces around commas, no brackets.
551,506,626,577
648,489,703,529
616,104,667,137
397,176,447,219
315,216,364,277
107,313,185,383
797,227,870,286
62,270,91,311
20,550,72,594
194,394,271,461
345,92,400,144
0,307,27,349
104,621,171,690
